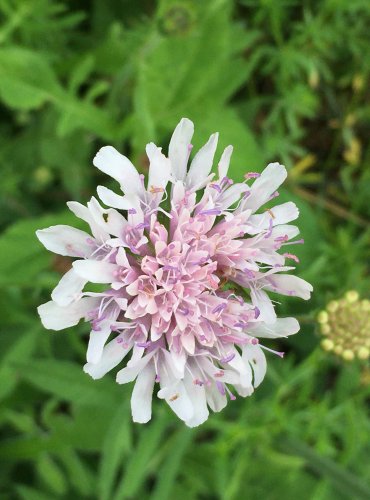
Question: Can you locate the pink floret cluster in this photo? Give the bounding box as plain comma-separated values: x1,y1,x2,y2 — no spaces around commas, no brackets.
37,118,312,427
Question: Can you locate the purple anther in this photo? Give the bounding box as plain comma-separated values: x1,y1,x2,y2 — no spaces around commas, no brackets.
244,269,255,279
210,183,222,193
283,253,300,263
216,381,226,395
163,265,178,272
269,191,279,200
194,379,204,386
128,208,137,215
234,321,248,328
254,306,260,319
135,222,150,230
220,352,235,363
264,218,273,239
251,338,259,345
199,208,222,216
243,190,251,199
275,235,288,242
136,341,151,348
244,172,261,179
212,303,227,314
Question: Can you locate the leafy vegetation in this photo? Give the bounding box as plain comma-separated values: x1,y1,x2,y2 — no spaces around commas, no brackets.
0,0,369,498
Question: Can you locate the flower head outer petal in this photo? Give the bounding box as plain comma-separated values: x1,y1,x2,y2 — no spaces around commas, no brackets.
36,225,93,257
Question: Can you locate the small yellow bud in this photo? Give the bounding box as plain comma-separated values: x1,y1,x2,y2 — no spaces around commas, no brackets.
342,349,354,361
345,290,359,303
318,311,329,324
361,300,370,312
319,291,369,363
321,339,334,351
352,74,364,93
334,345,343,355
357,347,369,360
327,301,339,313
320,324,331,335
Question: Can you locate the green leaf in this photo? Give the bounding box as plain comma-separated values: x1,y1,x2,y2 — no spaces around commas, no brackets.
113,417,168,500
151,428,194,500
13,359,118,407
15,485,54,500
284,439,370,500
58,448,95,496
36,453,67,496
98,402,132,500
0,329,38,402
0,47,62,110
0,212,79,287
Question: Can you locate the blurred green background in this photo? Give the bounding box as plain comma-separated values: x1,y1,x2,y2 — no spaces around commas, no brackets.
0,0,369,499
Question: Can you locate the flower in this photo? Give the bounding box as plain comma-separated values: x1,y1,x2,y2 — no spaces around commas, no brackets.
319,290,370,361
37,118,312,427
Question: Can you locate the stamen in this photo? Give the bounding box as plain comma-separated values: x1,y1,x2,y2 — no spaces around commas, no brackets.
244,172,261,179
260,345,285,358
198,208,222,216
136,341,151,348
212,303,227,314
283,253,300,263
210,183,222,193
216,381,226,395
220,353,235,363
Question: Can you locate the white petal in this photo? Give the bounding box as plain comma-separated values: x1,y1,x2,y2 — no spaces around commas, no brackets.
157,381,194,423
73,259,117,283
183,375,209,428
93,146,142,194
249,317,300,339
263,274,313,300
116,352,155,384
37,297,98,331
67,201,109,242
168,118,194,181
243,345,266,387
36,225,93,257
146,143,171,193
97,186,139,210
206,384,227,413
248,202,299,230
87,197,128,238
218,145,233,179
218,183,249,210
250,288,276,324
187,133,218,189
131,362,156,424
227,350,253,388
84,338,132,379
51,268,87,306
242,163,287,212
86,324,112,364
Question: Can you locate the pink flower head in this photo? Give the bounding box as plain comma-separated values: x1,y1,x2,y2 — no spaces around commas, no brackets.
37,118,312,427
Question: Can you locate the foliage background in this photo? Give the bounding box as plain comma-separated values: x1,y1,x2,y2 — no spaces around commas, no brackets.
0,0,369,498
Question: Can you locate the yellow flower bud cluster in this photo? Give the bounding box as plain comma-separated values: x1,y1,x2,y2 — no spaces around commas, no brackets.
318,291,370,361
